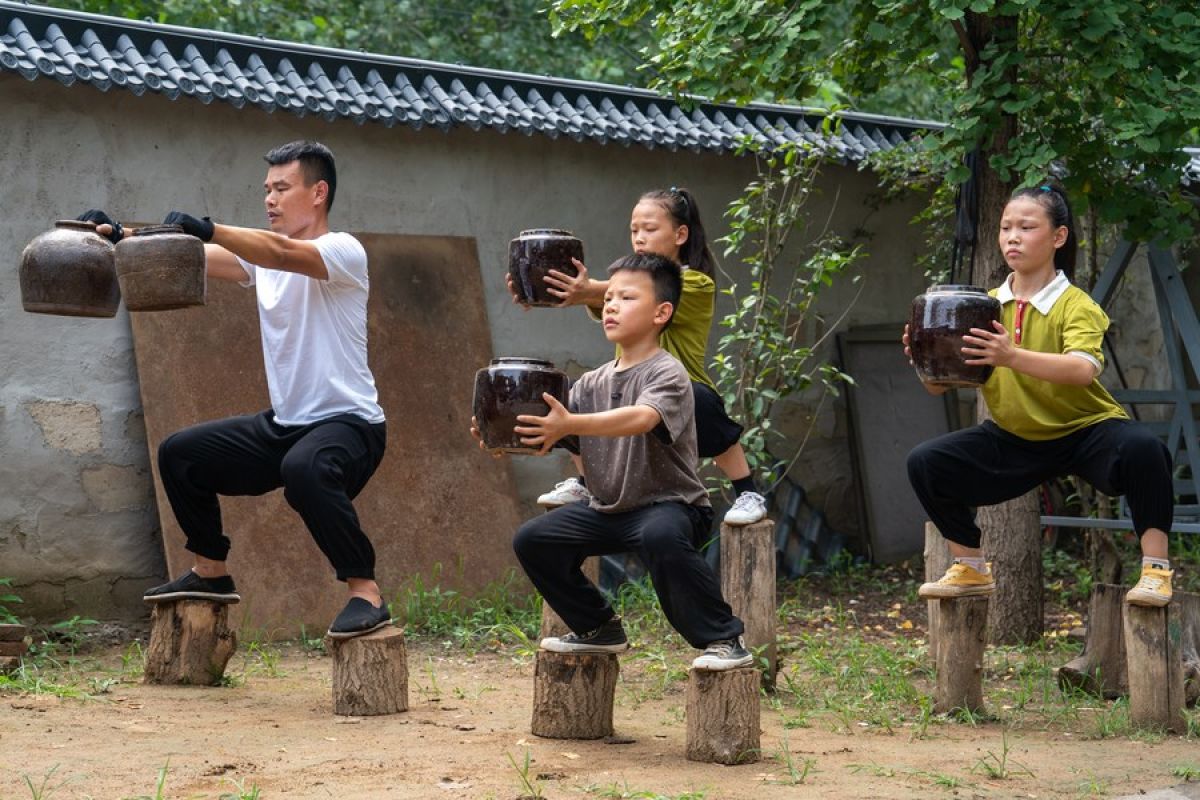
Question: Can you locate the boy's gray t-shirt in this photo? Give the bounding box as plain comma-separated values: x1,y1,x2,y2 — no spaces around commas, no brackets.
569,349,711,513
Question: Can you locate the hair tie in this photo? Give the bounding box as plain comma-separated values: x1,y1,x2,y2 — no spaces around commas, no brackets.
1039,184,1053,193
668,186,690,217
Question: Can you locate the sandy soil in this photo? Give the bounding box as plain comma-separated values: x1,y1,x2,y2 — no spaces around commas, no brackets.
1,636,1197,800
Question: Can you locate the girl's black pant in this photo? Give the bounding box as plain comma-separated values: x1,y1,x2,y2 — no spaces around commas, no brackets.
907,417,1172,548
157,410,387,581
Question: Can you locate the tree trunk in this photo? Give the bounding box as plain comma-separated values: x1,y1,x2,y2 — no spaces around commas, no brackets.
719,519,777,686
963,10,1042,645
325,627,409,716
144,600,237,686
1124,601,1188,733
530,650,618,739
924,522,953,664
1056,583,1127,698
932,596,989,714
685,667,761,765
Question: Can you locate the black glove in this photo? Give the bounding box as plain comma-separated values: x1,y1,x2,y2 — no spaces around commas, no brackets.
163,211,215,242
76,209,124,244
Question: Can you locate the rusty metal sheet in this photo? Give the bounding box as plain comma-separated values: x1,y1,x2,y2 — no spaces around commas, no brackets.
130,233,524,636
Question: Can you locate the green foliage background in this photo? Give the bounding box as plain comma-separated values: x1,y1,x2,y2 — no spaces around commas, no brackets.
43,0,647,85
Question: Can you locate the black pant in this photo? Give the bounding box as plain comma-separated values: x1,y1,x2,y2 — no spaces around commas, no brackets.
513,501,743,648
158,410,387,581
907,418,1172,548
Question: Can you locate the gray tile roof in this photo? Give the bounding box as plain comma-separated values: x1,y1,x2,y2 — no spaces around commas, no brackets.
0,0,938,159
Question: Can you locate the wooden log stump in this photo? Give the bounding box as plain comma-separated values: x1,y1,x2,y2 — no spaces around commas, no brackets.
931,596,988,714
1057,583,1127,698
720,520,777,687
0,623,29,673
923,522,953,664
325,627,408,716
1124,592,1200,733
539,557,601,640
144,600,237,686
685,667,761,765
531,650,618,739
1177,591,1200,707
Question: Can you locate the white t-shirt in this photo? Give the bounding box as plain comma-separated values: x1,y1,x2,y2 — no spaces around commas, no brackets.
236,232,385,426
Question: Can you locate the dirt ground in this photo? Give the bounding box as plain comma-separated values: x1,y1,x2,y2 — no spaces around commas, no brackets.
2,634,1198,800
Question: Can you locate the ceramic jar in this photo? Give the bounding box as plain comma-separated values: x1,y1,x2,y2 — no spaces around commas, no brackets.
473,357,570,453
114,224,206,311
508,229,584,307
908,284,1002,388
19,220,119,317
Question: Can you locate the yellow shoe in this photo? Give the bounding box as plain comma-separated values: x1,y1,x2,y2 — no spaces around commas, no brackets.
1125,564,1172,607
918,562,996,599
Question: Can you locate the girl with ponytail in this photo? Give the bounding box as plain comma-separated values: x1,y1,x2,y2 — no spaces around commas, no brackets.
905,181,1174,608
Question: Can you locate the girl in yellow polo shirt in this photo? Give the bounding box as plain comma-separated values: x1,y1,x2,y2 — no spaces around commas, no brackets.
904,183,1173,607
514,188,767,526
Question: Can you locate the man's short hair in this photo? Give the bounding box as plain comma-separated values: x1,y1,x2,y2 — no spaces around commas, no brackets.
264,140,338,212
606,252,683,329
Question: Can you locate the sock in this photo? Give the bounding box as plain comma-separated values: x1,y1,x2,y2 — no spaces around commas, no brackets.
731,475,757,496
1143,557,1170,571
954,556,988,573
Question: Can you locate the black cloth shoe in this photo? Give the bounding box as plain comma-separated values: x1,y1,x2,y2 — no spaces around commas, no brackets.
540,615,629,654
327,597,392,640
691,635,754,671
143,571,240,604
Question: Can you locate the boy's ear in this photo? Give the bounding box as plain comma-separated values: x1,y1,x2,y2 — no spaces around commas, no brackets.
654,300,675,326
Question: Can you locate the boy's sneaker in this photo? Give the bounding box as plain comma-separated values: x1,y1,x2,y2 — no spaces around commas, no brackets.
917,562,995,599
536,477,592,508
541,616,629,653
143,570,240,604
1125,564,1173,607
327,597,393,640
723,492,767,526
692,636,754,671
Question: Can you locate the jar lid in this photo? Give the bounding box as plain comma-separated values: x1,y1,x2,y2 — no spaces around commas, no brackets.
927,284,988,294
491,357,557,368
132,224,186,237
516,228,575,238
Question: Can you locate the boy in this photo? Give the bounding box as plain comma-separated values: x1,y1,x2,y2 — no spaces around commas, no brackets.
483,252,750,669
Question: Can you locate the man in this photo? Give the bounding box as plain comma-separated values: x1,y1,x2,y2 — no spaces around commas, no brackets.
82,140,389,639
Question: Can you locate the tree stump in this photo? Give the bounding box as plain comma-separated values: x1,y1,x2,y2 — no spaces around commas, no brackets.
1057,583,1127,698
1124,590,1200,733
539,557,601,640
923,522,953,664
685,667,761,765
720,520,777,686
0,623,29,673
931,596,988,714
325,626,408,716
144,600,237,686
530,650,618,739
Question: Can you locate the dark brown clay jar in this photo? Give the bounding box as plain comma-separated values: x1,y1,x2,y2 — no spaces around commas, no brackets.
473,357,569,454
909,284,1002,388
19,220,119,317
114,224,206,311
508,229,583,307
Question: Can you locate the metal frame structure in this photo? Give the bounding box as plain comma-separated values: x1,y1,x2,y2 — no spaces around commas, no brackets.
1041,240,1200,533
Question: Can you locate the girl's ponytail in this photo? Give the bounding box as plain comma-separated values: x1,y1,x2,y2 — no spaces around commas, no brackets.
640,187,717,279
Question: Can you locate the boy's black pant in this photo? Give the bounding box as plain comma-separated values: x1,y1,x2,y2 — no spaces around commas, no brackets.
158,410,387,581
513,501,744,649
908,418,1172,548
